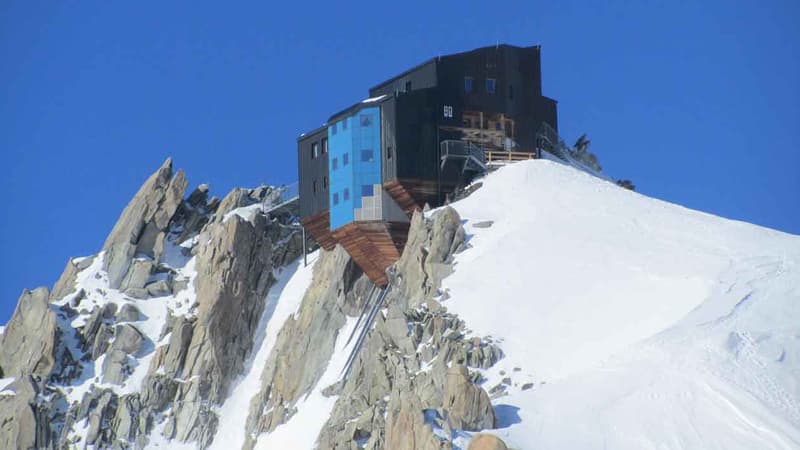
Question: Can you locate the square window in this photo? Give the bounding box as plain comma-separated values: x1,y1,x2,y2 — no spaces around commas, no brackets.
323,176,328,190
321,138,328,154
343,153,349,166
311,142,319,159
405,80,412,92
387,146,392,160
360,149,374,162
332,158,338,170
333,192,339,205
464,76,473,93
360,114,372,127
486,78,496,94
361,185,373,197
312,179,317,194
343,188,350,201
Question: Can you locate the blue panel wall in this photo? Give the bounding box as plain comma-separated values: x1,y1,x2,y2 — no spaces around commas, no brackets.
329,106,382,230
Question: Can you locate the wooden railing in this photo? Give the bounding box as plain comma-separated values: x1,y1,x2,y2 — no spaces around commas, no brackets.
485,150,537,164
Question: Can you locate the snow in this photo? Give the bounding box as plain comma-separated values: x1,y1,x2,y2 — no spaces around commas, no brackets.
0,377,15,397
50,234,199,407
223,203,263,223
361,94,388,103
210,252,319,450
438,160,800,449
252,315,360,449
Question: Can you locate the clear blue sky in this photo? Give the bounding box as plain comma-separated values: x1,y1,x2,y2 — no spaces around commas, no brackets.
1,1,798,323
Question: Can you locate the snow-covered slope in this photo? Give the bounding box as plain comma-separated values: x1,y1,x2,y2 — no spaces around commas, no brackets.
440,160,800,449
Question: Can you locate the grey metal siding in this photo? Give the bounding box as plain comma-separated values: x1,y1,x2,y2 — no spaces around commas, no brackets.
297,127,329,219
380,97,397,182
369,60,438,97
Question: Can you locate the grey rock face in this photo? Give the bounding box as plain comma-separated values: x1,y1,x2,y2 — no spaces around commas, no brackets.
394,208,466,310
242,246,368,449
443,365,496,430
50,255,96,302
0,287,58,379
467,433,509,450
102,157,187,289
317,207,500,449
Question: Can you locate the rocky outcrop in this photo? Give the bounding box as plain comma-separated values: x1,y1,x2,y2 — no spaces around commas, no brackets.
316,207,501,449
0,287,58,379
467,434,509,450
102,157,187,289
242,246,370,448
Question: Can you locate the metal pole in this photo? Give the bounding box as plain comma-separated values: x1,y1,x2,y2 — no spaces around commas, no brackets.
302,226,308,267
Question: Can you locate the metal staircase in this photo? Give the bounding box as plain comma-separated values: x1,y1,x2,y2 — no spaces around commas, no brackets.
340,283,391,381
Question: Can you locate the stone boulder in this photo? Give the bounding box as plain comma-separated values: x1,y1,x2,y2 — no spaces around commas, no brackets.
384,393,444,450
467,434,509,450
443,365,495,431
0,287,58,379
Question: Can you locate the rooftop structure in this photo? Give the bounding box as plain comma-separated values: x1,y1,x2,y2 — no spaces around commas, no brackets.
297,44,559,285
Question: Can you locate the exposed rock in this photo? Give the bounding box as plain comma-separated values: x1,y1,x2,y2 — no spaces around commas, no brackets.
0,288,58,378
50,255,95,302
443,365,495,431
102,158,187,289
187,184,210,208
467,433,509,450
120,258,154,294
117,303,141,322
384,393,445,450
145,278,172,297
243,246,367,448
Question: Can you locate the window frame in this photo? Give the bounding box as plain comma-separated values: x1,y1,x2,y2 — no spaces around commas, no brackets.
464,76,474,93
361,149,374,162
486,78,496,94
361,184,373,197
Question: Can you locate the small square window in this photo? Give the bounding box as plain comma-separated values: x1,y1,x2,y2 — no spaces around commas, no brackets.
311,142,319,159
405,80,412,92
341,118,347,130
360,114,372,127
321,138,328,154
486,78,496,94
361,149,374,162
312,179,318,194
386,146,392,160
343,153,349,166
323,176,328,190
464,76,473,93
332,158,338,170
361,185,373,197
343,188,350,201
333,192,339,205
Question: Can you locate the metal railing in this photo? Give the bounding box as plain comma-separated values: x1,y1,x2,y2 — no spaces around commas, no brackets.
261,182,299,213
440,140,487,172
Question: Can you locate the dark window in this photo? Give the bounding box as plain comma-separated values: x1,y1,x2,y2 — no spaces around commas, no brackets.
311,142,319,159
361,149,374,162
343,188,350,201
360,114,372,127
361,184,373,197
342,118,347,130
321,138,328,154
464,76,473,93
332,158,338,170
343,152,349,166
323,176,328,190
405,80,412,92
330,122,337,135
486,78,496,94
333,192,339,205
386,146,392,159
312,179,318,194
508,84,513,100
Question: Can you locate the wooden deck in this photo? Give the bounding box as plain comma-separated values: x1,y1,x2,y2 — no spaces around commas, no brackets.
383,178,451,215
485,150,537,164
332,221,409,286
302,211,337,251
